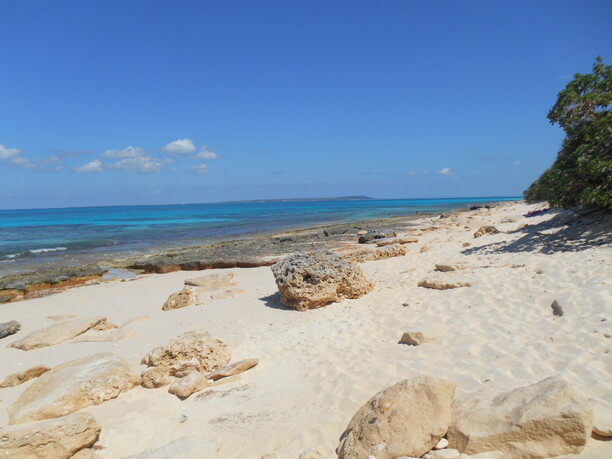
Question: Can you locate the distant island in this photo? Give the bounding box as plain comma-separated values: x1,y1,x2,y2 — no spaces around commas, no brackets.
223,195,375,203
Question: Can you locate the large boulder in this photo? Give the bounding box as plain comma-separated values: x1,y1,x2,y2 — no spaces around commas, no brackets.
0,412,100,458
8,353,139,424
141,331,231,376
336,376,456,459
447,376,592,457
272,252,373,311
9,317,113,350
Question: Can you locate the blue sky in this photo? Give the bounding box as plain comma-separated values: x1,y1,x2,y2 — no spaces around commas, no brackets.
1,0,610,209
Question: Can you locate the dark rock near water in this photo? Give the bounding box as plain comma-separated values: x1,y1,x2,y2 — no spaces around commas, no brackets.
0,320,21,339
358,230,398,244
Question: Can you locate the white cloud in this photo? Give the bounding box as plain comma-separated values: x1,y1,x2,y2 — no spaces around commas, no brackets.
0,144,20,159
113,156,162,173
75,159,103,173
102,146,146,158
193,146,218,159
512,160,521,165
193,163,210,174
163,138,196,155
439,167,453,175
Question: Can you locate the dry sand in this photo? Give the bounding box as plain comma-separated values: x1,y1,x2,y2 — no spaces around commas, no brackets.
1,201,610,458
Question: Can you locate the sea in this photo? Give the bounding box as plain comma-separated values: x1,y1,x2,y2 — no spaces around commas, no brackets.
0,197,521,274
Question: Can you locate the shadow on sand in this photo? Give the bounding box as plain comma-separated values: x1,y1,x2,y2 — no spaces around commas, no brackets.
259,292,293,311
462,209,611,256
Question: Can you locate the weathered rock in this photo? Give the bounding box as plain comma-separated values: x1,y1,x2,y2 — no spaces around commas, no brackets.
347,245,407,263
358,230,397,244
141,366,171,388
0,365,51,388
420,246,431,253
9,317,111,350
473,226,499,238
184,272,235,289
161,286,200,311
8,353,139,424
207,358,259,381
0,412,100,458
551,300,563,317
168,372,209,399
418,276,472,290
423,448,460,458
299,448,325,459
447,376,592,457
272,252,373,311
375,237,418,247
0,320,21,339
141,331,231,376
336,375,456,459
434,263,467,272
399,331,430,346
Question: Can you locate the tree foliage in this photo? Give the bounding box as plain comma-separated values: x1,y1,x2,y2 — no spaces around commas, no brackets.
524,57,611,209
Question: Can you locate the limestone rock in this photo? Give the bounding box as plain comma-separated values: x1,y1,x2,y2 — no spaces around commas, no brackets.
207,358,258,381
420,246,431,253
347,245,407,263
358,230,397,244
418,275,472,290
473,226,499,238
0,365,51,388
8,353,139,424
0,412,100,458
168,372,209,399
375,237,418,247
272,252,373,311
161,286,200,311
299,448,325,459
9,316,109,350
423,448,460,458
447,376,592,457
336,375,456,459
0,320,21,339
399,331,430,346
184,272,235,289
141,366,171,388
141,331,231,375
435,263,467,272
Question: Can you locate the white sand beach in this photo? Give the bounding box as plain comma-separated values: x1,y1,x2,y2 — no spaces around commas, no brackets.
1,201,610,458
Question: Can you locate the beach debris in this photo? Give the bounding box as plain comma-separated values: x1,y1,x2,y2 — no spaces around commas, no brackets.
336,376,456,459
418,274,473,290
0,320,21,339
141,366,171,388
8,353,139,424
447,376,592,457
0,365,51,388
473,226,499,238
358,230,397,244
9,316,116,350
161,286,201,311
272,251,373,311
345,245,407,263
141,331,231,380
375,236,418,247
184,272,235,290
399,331,432,346
168,372,209,399
298,448,325,459
420,246,431,253
0,412,101,458
551,300,564,316
207,358,258,381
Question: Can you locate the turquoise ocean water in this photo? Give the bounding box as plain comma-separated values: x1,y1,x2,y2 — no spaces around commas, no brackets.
0,197,520,273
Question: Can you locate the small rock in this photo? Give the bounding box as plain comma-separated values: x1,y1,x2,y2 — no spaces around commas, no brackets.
420,246,431,253
434,438,449,449
298,448,325,459
179,414,188,423
0,365,51,388
418,277,472,290
207,358,258,381
168,372,209,399
162,286,201,311
399,331,426,346
358,230,397,244
375,237,418,247
0,320,21,339
141,366,171,388
473,226,499,238
462,242,470,247
551,300,563,317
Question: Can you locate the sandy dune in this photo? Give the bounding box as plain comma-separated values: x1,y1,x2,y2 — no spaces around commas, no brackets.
1,201,610,458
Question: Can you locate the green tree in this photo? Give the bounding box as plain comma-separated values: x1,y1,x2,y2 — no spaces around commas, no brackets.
524,57,611,209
